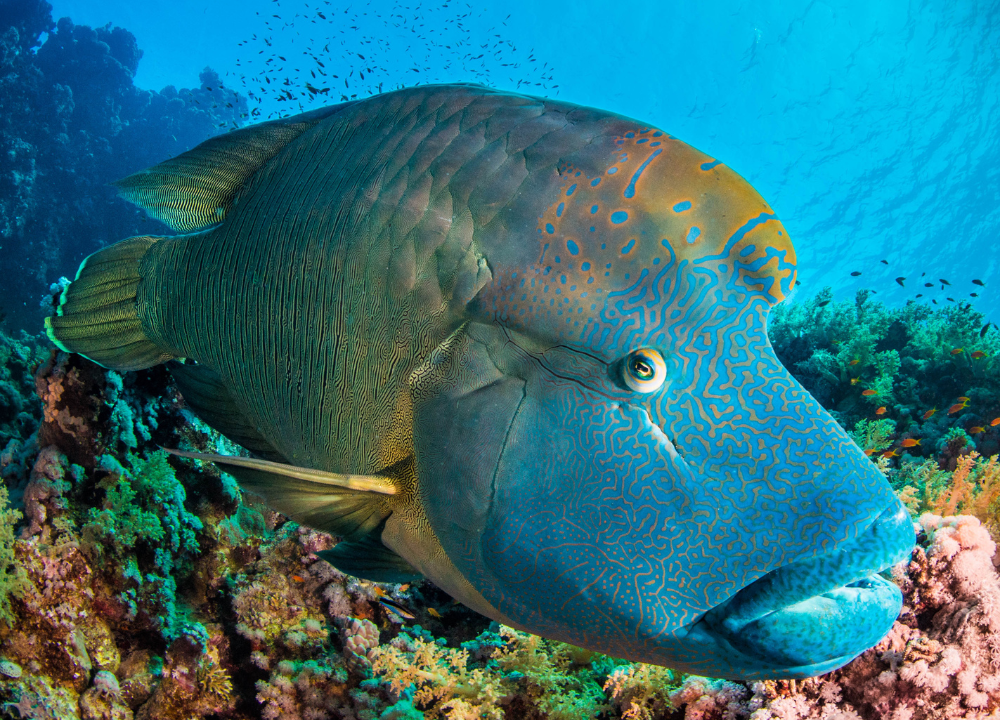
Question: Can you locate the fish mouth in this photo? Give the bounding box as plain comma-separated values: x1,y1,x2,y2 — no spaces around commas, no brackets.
700,502,914,672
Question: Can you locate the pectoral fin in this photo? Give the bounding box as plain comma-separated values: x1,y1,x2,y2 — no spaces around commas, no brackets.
316,519,423,583
163,449,394,538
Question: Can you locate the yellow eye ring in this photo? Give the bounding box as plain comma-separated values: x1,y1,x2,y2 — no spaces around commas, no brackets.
623,349,667,393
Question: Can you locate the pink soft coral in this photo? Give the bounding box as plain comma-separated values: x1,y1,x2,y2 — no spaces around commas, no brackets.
728,514,1000,720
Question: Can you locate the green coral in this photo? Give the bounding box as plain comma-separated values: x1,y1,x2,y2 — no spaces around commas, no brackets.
0,330,46,451
848,418,897,456
80,450,203,640
82,451,201,557
0,483,27,626
770,288,1000,460
370,625,625,720
891,458,953,515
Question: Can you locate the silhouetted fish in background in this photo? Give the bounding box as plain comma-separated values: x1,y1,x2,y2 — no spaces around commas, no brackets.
45,84,913,680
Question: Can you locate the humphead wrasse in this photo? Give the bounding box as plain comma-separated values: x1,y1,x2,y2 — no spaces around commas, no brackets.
46,85,914,680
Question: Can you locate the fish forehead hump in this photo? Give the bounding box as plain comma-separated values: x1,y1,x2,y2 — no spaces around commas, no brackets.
470,124,796,356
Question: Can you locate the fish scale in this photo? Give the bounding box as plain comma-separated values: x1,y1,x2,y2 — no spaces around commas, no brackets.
46,84,914,680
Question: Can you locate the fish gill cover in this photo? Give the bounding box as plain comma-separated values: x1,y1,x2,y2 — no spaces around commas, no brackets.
0,0,998,718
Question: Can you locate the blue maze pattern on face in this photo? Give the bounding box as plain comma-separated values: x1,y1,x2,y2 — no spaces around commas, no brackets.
425,123,908,678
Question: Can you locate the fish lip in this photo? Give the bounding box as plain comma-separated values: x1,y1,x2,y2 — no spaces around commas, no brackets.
700,501,915,670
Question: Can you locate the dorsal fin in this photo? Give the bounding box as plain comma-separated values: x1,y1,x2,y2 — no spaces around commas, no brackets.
168,361,285,462
113,103,355,232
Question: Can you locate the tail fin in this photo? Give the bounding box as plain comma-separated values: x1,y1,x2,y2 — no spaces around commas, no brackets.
45,236,175,371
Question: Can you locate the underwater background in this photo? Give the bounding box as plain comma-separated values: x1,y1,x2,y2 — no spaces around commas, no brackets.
0,0,999,718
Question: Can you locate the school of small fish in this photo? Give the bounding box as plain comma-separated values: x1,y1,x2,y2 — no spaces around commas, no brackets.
219,0,558,123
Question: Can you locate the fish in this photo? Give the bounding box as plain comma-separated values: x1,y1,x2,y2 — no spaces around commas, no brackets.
948,402,969,415
850,377,860,385
992,418,1000,427
951,348,964,355
44,84,913,681
880,259,888,265
971,351,987,359
969,426,985,435
816,298,831,307
900,438,921,448
875,406,887,415
958,396,970,402
881,449,899,458
895,277,905,287
922,408,937,420
849,358,861,366
428,607,443,618
379,597,416,621
973,279,985,286
983,323,994,338
850,271,862,277
861,389,876,396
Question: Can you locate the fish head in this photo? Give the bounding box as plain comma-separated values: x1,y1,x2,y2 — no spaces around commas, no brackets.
410,120,914,680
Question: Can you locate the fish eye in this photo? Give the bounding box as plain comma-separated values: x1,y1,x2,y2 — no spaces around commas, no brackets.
623,349,667,393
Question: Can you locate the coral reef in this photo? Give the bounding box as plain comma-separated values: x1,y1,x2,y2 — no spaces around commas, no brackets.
769,288,1000,464
0,0,248,334
0,291,998,716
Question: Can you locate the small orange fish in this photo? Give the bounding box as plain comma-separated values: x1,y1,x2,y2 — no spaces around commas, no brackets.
958,396,970,402
971,351,988,359
849,358,860,366
951,348,964,355
882,449,899,458
291,575,305,583
861,389,877,397
992,417,1000,427
922,408,937,420
864,448,876,456
948,402,967,415
850,377,861,385
397,584,411,593
900,438,921,448
970,426,985,434
875,406,887,415
428,607,442,618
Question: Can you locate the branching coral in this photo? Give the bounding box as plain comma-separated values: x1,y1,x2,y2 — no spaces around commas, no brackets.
893,452,1000,546
491,625,609,719
0,481,27,627
604,663,682,719
849,418,897,457
371,630,505,720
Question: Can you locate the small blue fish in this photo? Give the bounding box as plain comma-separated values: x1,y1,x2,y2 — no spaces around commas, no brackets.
378,597,415,622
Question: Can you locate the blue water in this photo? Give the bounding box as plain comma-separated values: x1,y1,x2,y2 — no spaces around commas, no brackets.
35,0,1000,314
